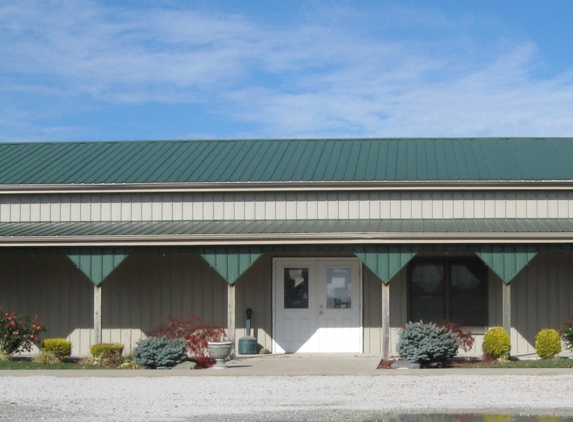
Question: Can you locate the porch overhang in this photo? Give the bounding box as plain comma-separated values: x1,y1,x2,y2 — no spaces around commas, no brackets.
1,218,573,247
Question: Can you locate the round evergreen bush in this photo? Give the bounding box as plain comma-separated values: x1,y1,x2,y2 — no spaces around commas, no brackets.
41,338,72,360
396,321,459,366
535,328,561,359
482,326,511,360
133,337,187,369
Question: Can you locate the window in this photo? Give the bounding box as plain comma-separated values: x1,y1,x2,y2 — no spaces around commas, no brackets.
408,258,488,326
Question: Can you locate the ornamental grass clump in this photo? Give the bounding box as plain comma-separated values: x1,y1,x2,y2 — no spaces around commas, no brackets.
535,328,562,359
397,321,459,367
132,337,187,369
0,307,46,356
482,326,511,360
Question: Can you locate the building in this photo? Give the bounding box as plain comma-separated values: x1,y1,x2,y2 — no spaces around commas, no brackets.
1,138,572,358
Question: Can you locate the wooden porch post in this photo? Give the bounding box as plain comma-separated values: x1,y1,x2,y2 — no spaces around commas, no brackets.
381,283,390,361
502,282,511,345
228,284,236,345
93,285,102,346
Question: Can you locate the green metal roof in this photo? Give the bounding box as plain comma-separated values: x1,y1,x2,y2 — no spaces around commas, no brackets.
2,138,573,185
1,218,572,238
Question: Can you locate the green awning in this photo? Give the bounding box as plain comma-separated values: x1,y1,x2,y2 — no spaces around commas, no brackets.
475,245,538,284
354,245,419,285
198,247,263,286
67,252,128,286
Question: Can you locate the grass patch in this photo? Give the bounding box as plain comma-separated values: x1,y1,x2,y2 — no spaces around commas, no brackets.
459,358,573,369
0,359,107,370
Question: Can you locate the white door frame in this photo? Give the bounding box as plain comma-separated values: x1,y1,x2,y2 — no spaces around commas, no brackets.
272,257,363,354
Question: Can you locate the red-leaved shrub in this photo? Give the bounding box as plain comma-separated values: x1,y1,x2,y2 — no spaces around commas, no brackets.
437,321,475,352
152,315,228,368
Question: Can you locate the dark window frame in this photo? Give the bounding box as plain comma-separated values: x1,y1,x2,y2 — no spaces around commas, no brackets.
407,257,488,327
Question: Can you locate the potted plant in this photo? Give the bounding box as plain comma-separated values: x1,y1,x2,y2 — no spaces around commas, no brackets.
205,328,232,369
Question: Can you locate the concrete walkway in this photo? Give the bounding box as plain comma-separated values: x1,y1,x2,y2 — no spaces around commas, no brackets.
1,353,572,377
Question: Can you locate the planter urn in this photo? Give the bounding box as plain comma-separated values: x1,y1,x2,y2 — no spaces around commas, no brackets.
207,341,232,369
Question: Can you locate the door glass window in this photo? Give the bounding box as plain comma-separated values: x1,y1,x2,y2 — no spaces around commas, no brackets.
326,267,352,309
284,267,309,308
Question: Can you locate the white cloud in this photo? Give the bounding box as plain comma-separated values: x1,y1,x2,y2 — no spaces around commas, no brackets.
1,1,573,139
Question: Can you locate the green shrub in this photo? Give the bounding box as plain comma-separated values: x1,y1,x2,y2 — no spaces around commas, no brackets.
132,336,187,369
396,321,459,366
535,328,562,359
41,338,72,360
559,316,573,352
482,326,511,360
0,307,46,355
89,343,124,366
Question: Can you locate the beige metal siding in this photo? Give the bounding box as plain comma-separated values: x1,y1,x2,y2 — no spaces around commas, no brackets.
6,191,573,222
0,253,93,356
102,253,228,355
512,251,573,357
362,265,382,354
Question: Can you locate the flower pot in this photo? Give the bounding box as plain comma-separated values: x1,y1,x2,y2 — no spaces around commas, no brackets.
207,341,232,369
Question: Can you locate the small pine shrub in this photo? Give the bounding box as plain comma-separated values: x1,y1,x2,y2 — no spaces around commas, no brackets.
535,328,562,359
132,336,187,369
41,338,72,360
397,321,459,366
90,343,124,366
482,326,511,360
559,315,573,352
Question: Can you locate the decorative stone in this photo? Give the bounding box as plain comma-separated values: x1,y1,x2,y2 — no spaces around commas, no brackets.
173,361,198,370
390,360,421,369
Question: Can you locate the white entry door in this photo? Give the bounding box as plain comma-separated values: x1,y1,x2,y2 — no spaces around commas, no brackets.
273,258,362,353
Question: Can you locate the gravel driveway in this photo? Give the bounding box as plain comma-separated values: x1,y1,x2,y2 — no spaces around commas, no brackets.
1,374,573,421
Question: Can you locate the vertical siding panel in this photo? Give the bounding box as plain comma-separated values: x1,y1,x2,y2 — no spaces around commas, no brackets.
474,192,485,218
141,194,152,220
225,193,236,219
30,195,41,221
10,196,20,222
182,193,193,219
442,192,454,218
372,193,385,219
463,192,475,219
262,193,278,220
111,195,122,221
411,193,422,218
389,266,407,357
348,192,359,219
151,195,162,220
79,195,90,221
285,193,297,219
400,192,412,218
21,196,31,222
233,193,244,220
172,193,183,220
205,194,216,219
244,193,255,219
515,192,527,218
338,192,349,219
326,192,337,218
537,191,548,218
254,193,266,219
296,194,307,219
362,265,381,355
358,192,370,219
453,192,464,218
0,196,10,222
558,192,568,218
526,191,537,218
307,192,318,219
317,193,328,219
421,192,433,218
131,194,142,221
49,195,60,222
120,194,131,221
505,191,516,218
99,194,111,221
40,195,51,221
192,193,203,220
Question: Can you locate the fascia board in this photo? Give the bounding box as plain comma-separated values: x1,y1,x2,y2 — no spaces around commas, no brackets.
2,231,573,247
4,180,573,194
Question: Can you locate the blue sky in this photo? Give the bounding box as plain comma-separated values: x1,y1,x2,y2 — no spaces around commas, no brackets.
2,0,573,142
